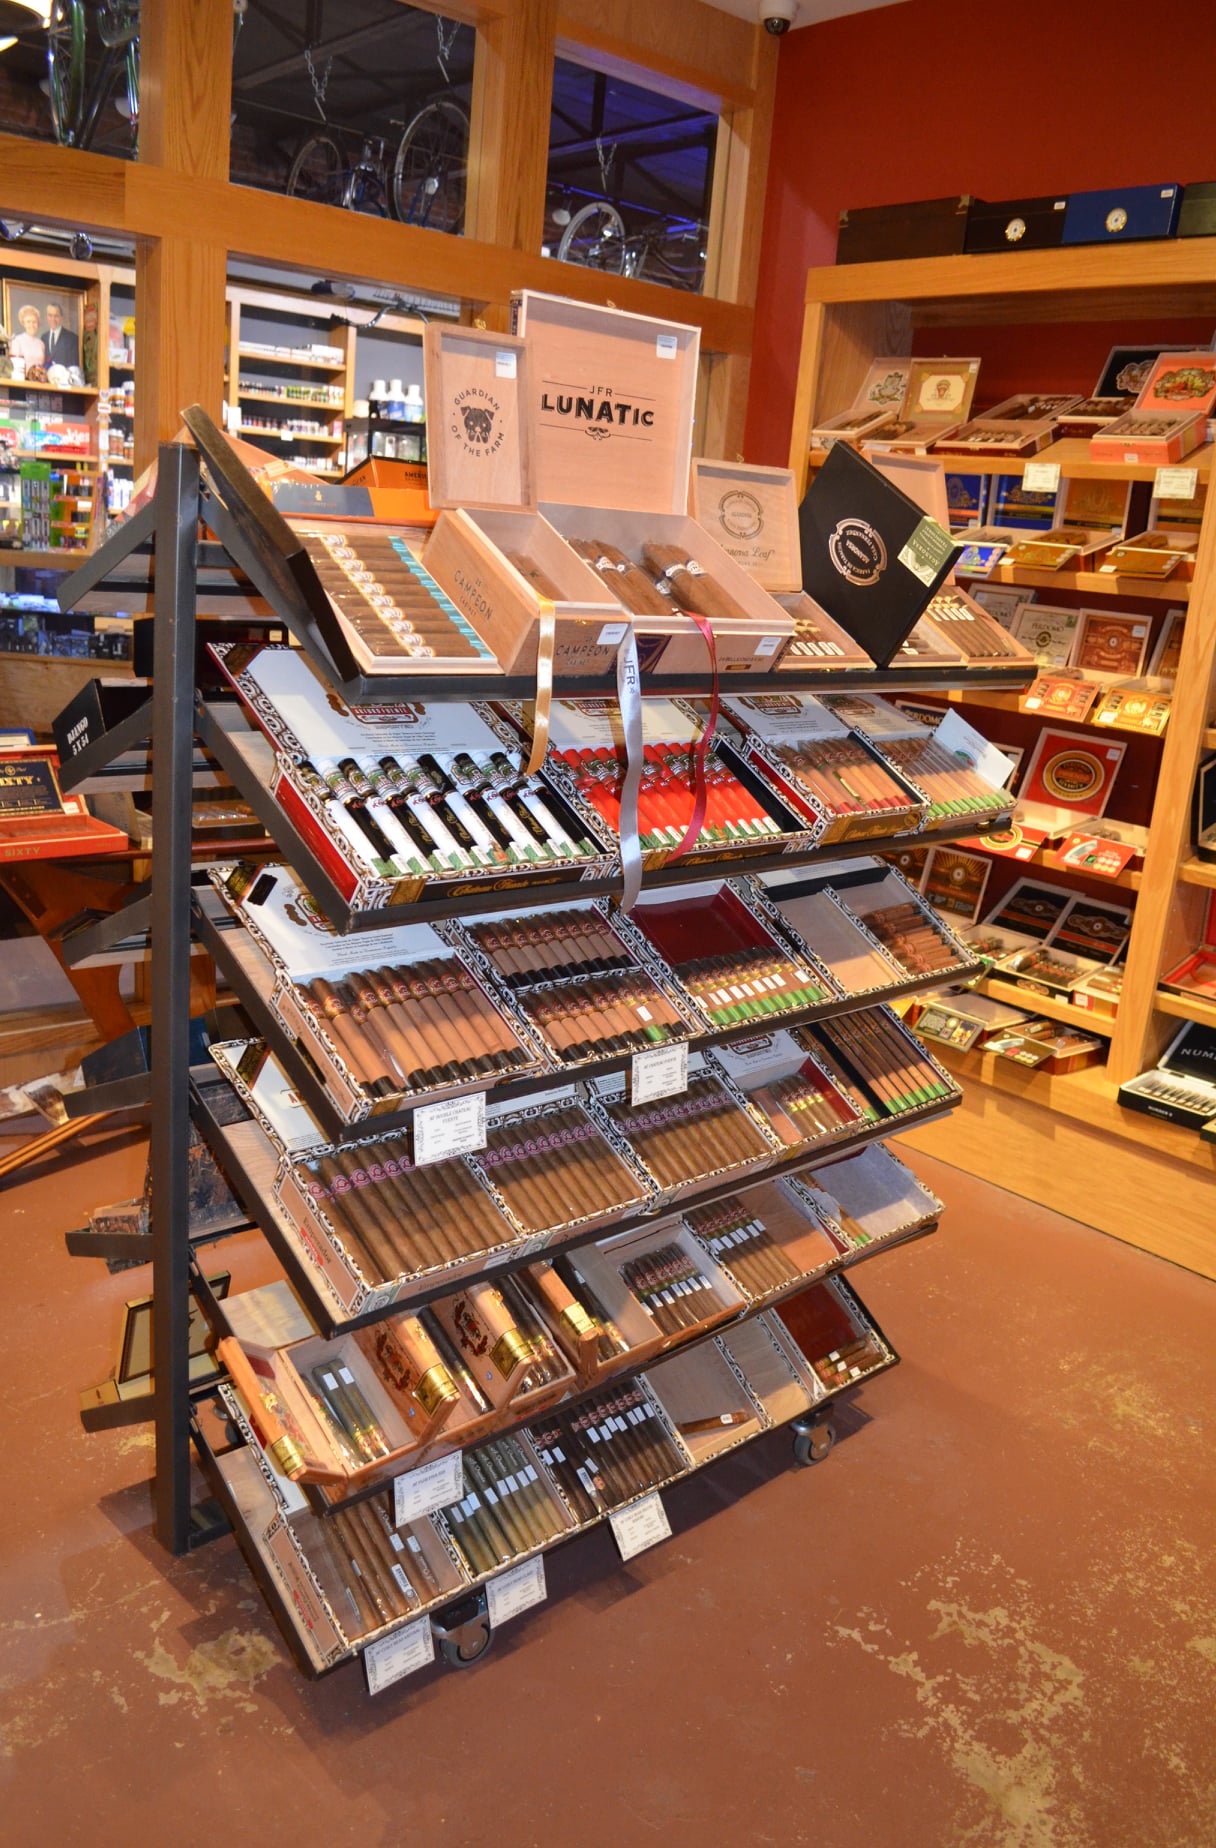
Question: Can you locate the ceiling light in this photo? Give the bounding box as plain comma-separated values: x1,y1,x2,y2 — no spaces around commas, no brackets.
0,36,18,52
11,2,50,21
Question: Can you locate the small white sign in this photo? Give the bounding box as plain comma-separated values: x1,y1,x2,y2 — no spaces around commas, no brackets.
933,708,1018,792
610,1491,672,1561
495,349,518,379
597,622,629,647
393,1449,464,1527
631,1039,688,1105
655,333,678,359
1022,461,1061,494
1154,465,1199,502
485,1553,547,1626
414,1090,486,1167
364,1615,434,1694
753,634,783,657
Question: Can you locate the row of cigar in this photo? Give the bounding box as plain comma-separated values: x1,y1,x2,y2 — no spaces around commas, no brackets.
599,1073,773,1191
529,1379,689,1520
296,744,597,880
307,527,487,662
617,1244,722,1336
304,960,531,1097
877,737,1004,818
441,1435,570,1574
479,1105,647,1235
552,742,780,850
568,538,755,628
683,1195,805,1296
752,1064,859,1147
807,1012,953,1116
853,901,965,978
318,1495,445,1634
769,737,912,820
293,1142,511,1283
673,944,828,1027
922,588,1026,662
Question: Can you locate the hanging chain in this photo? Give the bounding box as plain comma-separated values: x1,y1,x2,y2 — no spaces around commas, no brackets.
596,136,617,196
435,17,460,83
304,44,333,121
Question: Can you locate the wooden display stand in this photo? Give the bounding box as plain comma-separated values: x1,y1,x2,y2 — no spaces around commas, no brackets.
788,242,1216,1278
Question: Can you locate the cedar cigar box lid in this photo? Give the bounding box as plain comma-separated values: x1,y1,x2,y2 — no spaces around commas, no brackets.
1062,184,1181,246
1177,181,1216,237
836,196,972,265
963,195,1067,254
510,290,699,515
688,458,801,592
424,325,533,514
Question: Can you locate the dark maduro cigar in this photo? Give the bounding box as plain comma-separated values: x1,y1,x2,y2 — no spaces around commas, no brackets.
641,541,755,625
569,537,674,616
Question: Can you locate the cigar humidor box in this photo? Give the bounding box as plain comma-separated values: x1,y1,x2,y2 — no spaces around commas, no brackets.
1159,893,1216,1003
964,194,1067,253
434,1430,580,1572
1090,687,1172,736
526,1375,695,1522
210,643,617,912
863,357,981,456
802,1141,942,1259
809,358,912,451
588,1053,781,1205
1118,1023,1216,1127
757,870,911,999
1061,183,1181,246
1016,1019,1105,1073
768,1275,898,1402
995,893,1130,999
836,196,971,264
509,290,793,674
444,896,701,1072
808,856,978,983
208,862,547,1124
1099,530,1195,582
801,1007,958,1122
934,394,1081,459
576,1217,743,1363
819,692,1010,834
1089,350,1216,466
644,1340,766,1465
682,1174,844,1302
708,1029,865,1156
470,1083,654,1245
714,1315,817,1425
688,459,802,592
965,876,1072,965
717,693,926,846
624,877,844,1033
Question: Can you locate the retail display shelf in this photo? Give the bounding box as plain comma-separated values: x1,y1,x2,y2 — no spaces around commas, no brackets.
1154,987,1216,1031
973,974,1117,1037
808,438,1213,486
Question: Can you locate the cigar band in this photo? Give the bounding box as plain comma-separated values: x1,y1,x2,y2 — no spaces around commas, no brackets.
491,1329,531,1378
416,1364,460,1415
267,1434,307,1479
560,1302,596,1339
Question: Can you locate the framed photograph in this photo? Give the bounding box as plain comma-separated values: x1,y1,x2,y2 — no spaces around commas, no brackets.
2,281,87,383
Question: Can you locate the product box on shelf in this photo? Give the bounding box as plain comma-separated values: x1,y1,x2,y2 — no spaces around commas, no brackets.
1193,755,1216,863
713,1315,817,1425
1062,184,1181,245
643,1340,766,1466
964,194,1067,253
434,1428,580,1577
623,876,843,1032
508,290,793,674
444,895,702,1071
525,1375,692,1524
1054,397,1128,440
208,862,548,1123
1118,1022,1216,1127
209,642,617,911
0,741,130,861
801,1007,958,1121
768,1275,898,1400
1021,673,1098,723
1015,724,1126,837
804,1140,942,1258
996,893,1131,999
1070,963,1124,1018
1091,687,1172,736
469,1081,654,1246
688,459,801,592
575,1215,744,1363
1072,608,1152,680
809,357,912,451
863,356,982,455
810,855,978,983
425,1275,576,1420
1159,893,1216,1003
1090,351,1216,464
836,196,971,265
964,875,1071,964
1016,1019,1106,1073
587,1052,781,1205
420,324,626,677
919,843,993,924
934,394,1082,459
708,1028,866,1155
756,867,911,998
1177,181,1216,238
681,1175,844,1301
817,692,1011,833
717,692,925,845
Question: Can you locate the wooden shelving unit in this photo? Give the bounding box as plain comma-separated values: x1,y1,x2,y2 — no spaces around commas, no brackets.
790,241,1216,1278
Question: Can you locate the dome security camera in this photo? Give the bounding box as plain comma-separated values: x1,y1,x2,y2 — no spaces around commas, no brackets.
763,0,797,33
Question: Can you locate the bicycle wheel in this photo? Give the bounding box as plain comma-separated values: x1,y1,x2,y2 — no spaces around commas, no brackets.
557,201,628,274
390,99,468,233
287,134,346,208
641,223,706,293
46,0,86,148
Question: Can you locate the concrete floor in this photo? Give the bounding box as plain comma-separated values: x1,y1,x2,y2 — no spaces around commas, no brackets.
1,1124,1214,1848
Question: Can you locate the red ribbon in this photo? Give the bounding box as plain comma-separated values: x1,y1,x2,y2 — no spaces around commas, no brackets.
669,609,720,860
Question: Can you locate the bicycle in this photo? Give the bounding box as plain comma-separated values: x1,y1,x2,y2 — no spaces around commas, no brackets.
286,100,469,235
45,0,246,153
556,200,707,292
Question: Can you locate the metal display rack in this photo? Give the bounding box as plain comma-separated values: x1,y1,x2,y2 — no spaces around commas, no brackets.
60,425,1032,1678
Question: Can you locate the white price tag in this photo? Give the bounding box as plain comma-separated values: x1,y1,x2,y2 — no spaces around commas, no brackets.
393,1450,464,1526
597,622,629,646
753,634,783,657
631,1039,688,1105
495,349,517,379
610,1491,672,1561
1153,465,1199,501
414,1090,486,1166
1022,461,1061,494
933,708,1018,792
364,1615,434,1694
655,333,678,359
485,1553,547,1626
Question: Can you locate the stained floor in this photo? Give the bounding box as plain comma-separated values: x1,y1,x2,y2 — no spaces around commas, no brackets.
1,1124,1213,1848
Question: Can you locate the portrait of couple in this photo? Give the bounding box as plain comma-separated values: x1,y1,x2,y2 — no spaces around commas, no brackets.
3,283,86,379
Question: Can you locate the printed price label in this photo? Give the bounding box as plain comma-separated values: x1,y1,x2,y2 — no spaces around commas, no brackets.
1153,466,1199,501
485,1553,547,1626
1022,461,1061,494
610,1491,672,1561
393,1449,464,1526
414,1090,486,1167
495,349,517,379
631,1039,688,1105
655,333,678,359
753,634,783,657
597,622,629,647
364,1616,434,1694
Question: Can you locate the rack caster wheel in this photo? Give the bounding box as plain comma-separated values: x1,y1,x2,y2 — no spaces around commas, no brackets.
791,1418,836,1467
432,1592,493,1669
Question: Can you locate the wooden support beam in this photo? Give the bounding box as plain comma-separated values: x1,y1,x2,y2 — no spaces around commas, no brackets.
466,0,558,257
139,0,233,182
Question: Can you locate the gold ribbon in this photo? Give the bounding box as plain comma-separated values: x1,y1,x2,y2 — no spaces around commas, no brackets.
525,599,556,776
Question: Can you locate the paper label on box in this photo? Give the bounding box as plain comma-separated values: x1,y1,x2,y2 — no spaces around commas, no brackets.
753,635,782,657
1023,461,1061,493
485,1553,547,1626
610,1490,672,1560
631,1040,688,1105
495,349,517,379
933,709,1017,791
393,1450,464,1526
1154,466,1199,501
655,334,678,359
897,516,955,586
364,1616,434,1694
414,1090,486,1166
597,622,629,647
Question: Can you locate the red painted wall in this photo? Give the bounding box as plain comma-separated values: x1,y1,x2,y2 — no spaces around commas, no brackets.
744,0,1216,464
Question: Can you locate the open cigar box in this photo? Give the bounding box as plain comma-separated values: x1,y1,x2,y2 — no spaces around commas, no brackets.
689,455,876,672
644,1340,766,1465
757,868,911,998
206,861,548,1125
799,854,979,983
682,1174,844,1302
467,1081,654,1247
1118,1022,1216,1128
994,893,1131,999
509,290,793,674
801,1141,942,1260
708,1028,866,1156
809,357,913,451
818,691,1011,832
209,641,618,912
800,1007,958,1121
586,1051,782,1205
934,393,1082,458
863,356,981,455
767,1275,898,1401
1091,350,1216,464
565,1216,743,1367
1159,892,1216,1005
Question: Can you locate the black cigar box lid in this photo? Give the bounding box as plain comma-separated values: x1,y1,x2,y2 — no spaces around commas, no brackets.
1163,1022,1216,1084
1178,182,1216,238
797,443,957,667
837,195,971,265
964,195,1067,254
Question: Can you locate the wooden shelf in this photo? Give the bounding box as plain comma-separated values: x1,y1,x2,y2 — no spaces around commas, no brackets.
1179,858,1216,889
962,562,1187,601
1203,726,1216,749
974,974,1117,1036
8,451,99,465
964,834,1144,892
237,388,343,409
0,549,87,570
236,347,345,372
945,685,1169,749
1155,987,1216,1029
0,379,99,398
809,437,1213,485
237,428,342,446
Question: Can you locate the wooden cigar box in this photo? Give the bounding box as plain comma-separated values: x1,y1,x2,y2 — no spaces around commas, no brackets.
863,357,981,455
644,1341,766,1465
683,1174,843,1302
510,291,793,674
767,1275,899,1403
689,458,801,591
836,195,971,264
1090,410,1205,465
1061,183,1181,246
578,1218,744,1363
1159,894,1216,1004
810,357,912,452
964,194,1067,253
935,394,1082,459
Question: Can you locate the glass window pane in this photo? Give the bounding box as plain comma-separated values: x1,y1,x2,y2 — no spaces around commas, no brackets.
0,5,139,159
